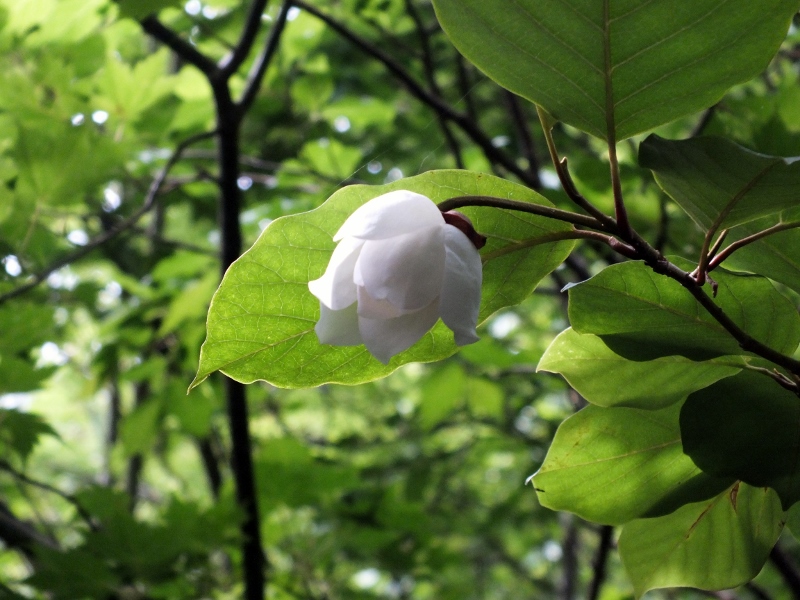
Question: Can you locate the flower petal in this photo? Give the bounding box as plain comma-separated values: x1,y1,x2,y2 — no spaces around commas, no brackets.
359,300,440,364
353,226,445,311
334,190,444,241
308,237,364,310
356,285,415,319
439,225,482,346
315,303,363,346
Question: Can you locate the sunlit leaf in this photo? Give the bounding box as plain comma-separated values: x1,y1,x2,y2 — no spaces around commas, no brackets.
533,402,732,525
538,328,743,409
193,170,575,388
619,484,784,597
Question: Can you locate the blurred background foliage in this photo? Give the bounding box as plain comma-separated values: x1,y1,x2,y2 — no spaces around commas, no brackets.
1,0,800,598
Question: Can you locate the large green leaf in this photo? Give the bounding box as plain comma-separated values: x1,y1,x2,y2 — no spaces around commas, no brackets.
619,484,784,597
532,402,732,525
431,0,797,141
640,135,800,230
681,371,800,509
538,328,743,409
568,260,800,361
193,170,575,389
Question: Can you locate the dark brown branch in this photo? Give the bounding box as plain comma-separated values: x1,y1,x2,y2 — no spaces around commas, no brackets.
0,131,215,306
141,16,218,76
237,0,292,118
215,81,267,600
290,0,539,188
505,90,541,188
559,516,578,600
587,526,614,600
219,0,271,77
536,106,617,229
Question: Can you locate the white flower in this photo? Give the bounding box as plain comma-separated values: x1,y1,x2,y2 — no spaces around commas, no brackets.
308,190,484,363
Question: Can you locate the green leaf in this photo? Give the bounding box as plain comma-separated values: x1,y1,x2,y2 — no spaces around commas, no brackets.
0,409,58,461
532,402,732,525
787,502,800,540
568,260,800,361
0,356,55,394
193,170,575,389
431,0,797,141
619,483,784,597
681,371,800,509
419,362,465,430
640,135,800,230
538,328,743,409
119,400,161,457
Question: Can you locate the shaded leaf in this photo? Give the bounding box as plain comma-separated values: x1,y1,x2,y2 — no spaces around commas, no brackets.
619,484,784,597
681,371,800,509
533,402,732,525
568,261,800,361
640,135,800,230
432,0,797,140
0,409,58,461
538,328,743,409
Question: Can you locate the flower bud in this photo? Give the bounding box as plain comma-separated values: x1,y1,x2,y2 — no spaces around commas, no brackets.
308,190,484,363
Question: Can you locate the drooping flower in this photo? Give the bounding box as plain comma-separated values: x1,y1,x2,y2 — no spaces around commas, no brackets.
308,190,485,363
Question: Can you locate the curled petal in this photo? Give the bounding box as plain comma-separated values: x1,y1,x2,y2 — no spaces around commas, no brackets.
359,300,440,364
334,190,444,241
315,303,363,346
308,237,364,310
439,225,482,346
353,226,445,311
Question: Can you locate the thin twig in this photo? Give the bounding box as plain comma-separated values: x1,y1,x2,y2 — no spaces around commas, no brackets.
0,460,95,530
404,0,464,168
708,221,800,272
219,0,271,77
290,0,539,188
0,131,216,306
505,90,541,188
481,230,633,262
438,195,612,231
536,106,616,229
237,0,292,118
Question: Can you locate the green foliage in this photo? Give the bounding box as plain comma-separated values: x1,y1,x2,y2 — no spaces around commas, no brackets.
2,0,800,598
